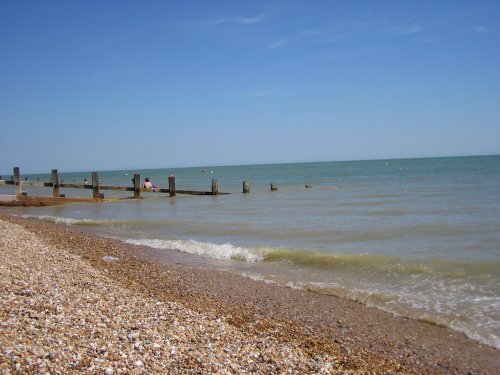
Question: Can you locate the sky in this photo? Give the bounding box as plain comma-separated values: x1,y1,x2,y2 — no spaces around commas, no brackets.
1,0,499,174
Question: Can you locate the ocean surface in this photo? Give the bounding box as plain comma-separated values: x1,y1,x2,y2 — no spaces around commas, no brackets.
2,155,500,349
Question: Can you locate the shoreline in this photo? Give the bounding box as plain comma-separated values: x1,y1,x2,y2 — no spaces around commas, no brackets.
1,213,499,374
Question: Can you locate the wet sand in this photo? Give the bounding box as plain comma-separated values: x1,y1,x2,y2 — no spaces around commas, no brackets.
1,213,499,374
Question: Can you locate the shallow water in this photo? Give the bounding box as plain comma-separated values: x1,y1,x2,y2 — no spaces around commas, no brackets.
3,155,500,348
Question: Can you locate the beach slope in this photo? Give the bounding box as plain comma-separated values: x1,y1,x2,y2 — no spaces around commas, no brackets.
0,215,498,374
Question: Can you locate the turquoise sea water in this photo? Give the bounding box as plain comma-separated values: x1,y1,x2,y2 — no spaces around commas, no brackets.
2,155,500,348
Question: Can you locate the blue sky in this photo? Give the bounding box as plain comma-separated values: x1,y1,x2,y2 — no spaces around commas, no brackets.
1,0,499,173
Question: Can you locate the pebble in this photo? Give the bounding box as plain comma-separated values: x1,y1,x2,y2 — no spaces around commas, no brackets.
0,219,357,374
128,331,140,340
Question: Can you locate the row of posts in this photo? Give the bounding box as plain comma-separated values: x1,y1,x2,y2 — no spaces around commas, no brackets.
129,175,276,197
8,167,279,198
242,181,277,192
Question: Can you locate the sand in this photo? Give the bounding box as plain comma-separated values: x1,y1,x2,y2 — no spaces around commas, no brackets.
0,213,498,374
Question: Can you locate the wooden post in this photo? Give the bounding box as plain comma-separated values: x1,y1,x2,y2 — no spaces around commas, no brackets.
243,181,250,194
51,169,60,197
168,175,176,197
133,173,141,199
212,179,219,195
271,182,278,191
13,167,21,195
92,172,100,199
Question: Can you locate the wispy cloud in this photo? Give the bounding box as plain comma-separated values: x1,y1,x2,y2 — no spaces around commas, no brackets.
386,24,423,35
430,12,468,29
347,8,429,37
267,40,288,50
214,14,267,25
474,26,487,33
237,91,274,98
174,13,268,28
349,11,424,36
321,46,393,60
266,29,325,50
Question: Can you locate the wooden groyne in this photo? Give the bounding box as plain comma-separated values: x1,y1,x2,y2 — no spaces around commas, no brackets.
0,167,233,207
0,167,285,206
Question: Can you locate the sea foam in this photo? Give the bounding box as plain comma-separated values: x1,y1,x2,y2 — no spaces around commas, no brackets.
125,238,264,262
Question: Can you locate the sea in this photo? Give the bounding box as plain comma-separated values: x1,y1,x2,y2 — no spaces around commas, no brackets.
1,155,499,349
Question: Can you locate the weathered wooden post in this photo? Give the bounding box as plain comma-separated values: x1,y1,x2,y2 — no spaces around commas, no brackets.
271,182,278,191
51,169,60,197
212,179,219,195
243,181,250,194
13,167,21,195
133,173,141,199
92,172,100,199
168,175,176,197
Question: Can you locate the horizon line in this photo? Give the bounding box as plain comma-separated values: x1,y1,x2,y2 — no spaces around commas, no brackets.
3,153,499,176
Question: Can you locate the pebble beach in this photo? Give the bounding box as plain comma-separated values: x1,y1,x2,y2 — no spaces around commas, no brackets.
1,214,499,374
